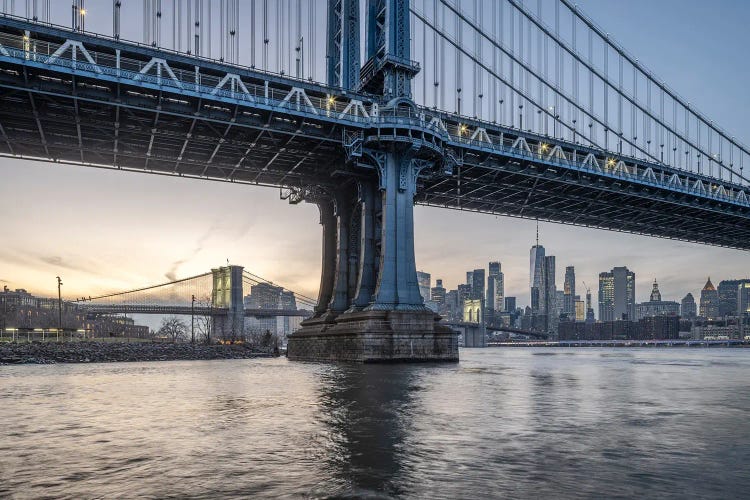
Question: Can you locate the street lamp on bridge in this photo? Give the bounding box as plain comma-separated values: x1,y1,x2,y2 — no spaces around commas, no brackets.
56,276,63,341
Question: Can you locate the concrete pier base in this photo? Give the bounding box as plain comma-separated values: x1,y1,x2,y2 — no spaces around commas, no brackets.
287,310,458,363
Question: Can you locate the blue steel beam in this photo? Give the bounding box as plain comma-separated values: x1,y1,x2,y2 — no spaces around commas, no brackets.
360,0,419,99
326,0,360,91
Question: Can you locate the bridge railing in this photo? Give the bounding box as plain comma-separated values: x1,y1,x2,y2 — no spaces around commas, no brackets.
0,28,374,125
434,120,749,207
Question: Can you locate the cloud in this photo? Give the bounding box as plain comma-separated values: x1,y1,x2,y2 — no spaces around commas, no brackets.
39,255,90,273
163,219,255,281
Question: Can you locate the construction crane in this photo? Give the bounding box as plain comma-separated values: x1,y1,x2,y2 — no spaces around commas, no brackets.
582,281,595,322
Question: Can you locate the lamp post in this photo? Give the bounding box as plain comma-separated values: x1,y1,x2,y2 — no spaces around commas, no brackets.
1,285,7,339
191,294,196,344
56,276,63,342
548,106,555,137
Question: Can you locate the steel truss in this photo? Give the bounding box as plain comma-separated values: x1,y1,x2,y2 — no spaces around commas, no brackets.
0,17,748,250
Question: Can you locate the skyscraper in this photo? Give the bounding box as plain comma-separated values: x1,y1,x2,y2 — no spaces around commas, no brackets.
681,293,697,319
739,282,750,317
530,244,546,312
598,267,636,321
417,271,431,303
471,269,485,301
487,262,499,325
494,273,505,312
457,283,472,321
585,288,595,323
431,279,446,306
544,255,557,333
487,261,505,315
699,277,720,320
718,280,750,317
564,266,576,315
471,268,486,324
574,297,585,321
740,283,750,340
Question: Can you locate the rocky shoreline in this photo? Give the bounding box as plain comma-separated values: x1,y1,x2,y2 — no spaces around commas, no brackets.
0,341,276,365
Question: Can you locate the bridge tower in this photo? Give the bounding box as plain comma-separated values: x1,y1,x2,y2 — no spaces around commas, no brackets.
287,0,457,362
211,265,244,340
326,0,360,91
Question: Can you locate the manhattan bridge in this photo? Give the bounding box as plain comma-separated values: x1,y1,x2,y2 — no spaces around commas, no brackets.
0,1,747,361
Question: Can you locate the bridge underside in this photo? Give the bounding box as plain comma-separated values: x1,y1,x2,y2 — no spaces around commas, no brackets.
0,70,343,188
418,155,750,248
0,71,747,249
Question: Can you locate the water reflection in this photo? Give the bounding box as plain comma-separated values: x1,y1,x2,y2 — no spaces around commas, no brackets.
313,364,421,498
2,350,750,498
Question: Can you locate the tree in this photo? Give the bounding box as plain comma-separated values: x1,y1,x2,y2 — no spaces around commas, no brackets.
192,295,214,344
158,316,188,342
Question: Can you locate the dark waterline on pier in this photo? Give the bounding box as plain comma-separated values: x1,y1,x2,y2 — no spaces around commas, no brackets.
1,348,749,498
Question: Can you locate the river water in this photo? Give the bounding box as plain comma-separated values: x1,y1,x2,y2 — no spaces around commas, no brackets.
1,348,749,499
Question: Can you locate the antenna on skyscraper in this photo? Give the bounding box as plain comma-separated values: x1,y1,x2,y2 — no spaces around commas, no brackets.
536,219,539,246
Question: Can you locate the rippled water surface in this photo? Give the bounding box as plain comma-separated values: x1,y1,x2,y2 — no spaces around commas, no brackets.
2,348,750,498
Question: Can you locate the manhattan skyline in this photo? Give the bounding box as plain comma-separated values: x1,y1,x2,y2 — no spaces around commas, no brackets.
0,0,748,312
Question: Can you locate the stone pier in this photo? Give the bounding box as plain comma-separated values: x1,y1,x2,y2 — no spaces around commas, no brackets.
286,0,458,362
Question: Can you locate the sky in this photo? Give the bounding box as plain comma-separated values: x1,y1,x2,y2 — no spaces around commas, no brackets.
0,0,748,312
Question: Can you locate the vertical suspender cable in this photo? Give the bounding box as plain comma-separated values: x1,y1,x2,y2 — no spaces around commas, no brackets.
554,0,559,137
632,64,637,155
251,0,256,67
195,0,201,56
187,0,193,55
156,0,162,47
537,0,542,130
685,103,690,172
207,0,212,59
646,80,651,155
412,0,424,95
296,0,302,78
263,0,268,70
518,0,529,125
672,97,678,167
573,11,579,142
456,2,462,114
434,0,440,109
308,0,315,80
618,54,623,152
473,0,479,117
219,0,224,61
587,27,592,144
508,4,514,126
440,1,445,109
114,0,121,39
289,0,294,75
660,88,664,163
604,42,608,150
492,0,499,121
173,0,177,50
154,0,161,47
422,0,427,106
277,0,283,73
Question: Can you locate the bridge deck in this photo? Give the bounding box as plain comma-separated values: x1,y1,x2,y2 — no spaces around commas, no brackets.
81,305,311,317
0,18,748,249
